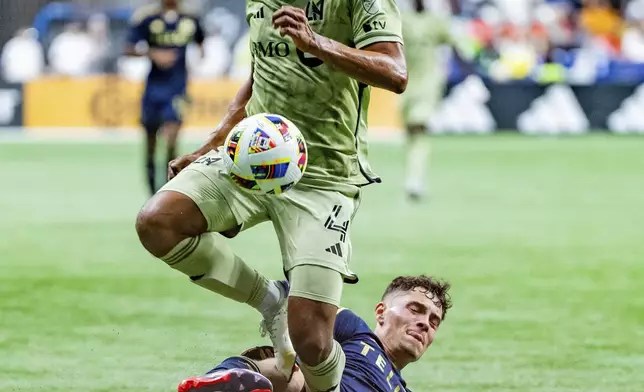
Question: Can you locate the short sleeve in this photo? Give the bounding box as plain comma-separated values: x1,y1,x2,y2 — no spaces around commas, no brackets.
351,0,403,49
127,13,149,45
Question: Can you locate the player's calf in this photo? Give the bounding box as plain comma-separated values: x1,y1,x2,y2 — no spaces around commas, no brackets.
288,265,345,392
289,296,336,365
405,124,430,200
136,184,283,314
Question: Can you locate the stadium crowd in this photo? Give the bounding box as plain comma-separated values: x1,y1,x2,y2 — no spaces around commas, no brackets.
2,0,644,84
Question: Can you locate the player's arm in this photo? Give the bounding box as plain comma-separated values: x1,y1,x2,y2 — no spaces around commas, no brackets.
124,8,148,57
168,67,254,179
273,5,406,94
124,23,145,57
438,17,476,77
197,68,253,154
310,38,406,94
168,69,252,177
194,17,206,58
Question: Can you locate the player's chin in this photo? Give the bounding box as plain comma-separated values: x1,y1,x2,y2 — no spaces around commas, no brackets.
403,337,425,360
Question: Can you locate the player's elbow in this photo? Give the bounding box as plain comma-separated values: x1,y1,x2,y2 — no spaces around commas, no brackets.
387,58,408,94
389,68,408,95
393,71,408,94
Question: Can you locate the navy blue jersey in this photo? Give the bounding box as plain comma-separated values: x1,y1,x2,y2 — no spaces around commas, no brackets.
334,309,410,392
127,4,204,101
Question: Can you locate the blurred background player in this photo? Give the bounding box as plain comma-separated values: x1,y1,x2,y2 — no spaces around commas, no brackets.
400,0,471,201
125,0,205,195
178,275,452,392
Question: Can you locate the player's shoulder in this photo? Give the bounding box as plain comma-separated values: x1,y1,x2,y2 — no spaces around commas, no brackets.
353,0,402,13
334,308,372,342
336,308,367,325
130,3,162,24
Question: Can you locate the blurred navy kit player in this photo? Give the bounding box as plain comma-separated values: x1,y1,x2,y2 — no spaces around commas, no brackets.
178,276,452,392
125,0,205,195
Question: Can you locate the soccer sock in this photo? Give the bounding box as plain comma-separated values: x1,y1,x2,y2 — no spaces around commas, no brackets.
161,233,274,310
405,130,430,194
146,159,156,195
298,340,345,392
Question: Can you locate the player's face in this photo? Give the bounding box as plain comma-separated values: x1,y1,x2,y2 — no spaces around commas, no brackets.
379,288,443,361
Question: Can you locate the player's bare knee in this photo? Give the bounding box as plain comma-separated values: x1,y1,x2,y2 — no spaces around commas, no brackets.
135,191,207,257
291,329,331,366
135,200,173,257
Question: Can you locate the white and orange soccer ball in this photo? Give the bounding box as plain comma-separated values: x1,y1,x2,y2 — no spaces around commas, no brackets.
222,113,308,195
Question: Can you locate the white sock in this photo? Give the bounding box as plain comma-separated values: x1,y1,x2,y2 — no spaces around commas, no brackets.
259,280,283,315
406,133,430,194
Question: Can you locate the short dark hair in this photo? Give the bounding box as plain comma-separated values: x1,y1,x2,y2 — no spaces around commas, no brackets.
382,275,453,320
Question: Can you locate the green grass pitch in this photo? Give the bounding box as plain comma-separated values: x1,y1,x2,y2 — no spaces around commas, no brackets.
1,135,643,391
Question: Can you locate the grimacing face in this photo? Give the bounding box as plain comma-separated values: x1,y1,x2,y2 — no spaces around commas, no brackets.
376,287,444,361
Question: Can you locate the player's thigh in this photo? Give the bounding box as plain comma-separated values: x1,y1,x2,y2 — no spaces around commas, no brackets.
160,149,269,233
162,95,190,125
269,186,361,304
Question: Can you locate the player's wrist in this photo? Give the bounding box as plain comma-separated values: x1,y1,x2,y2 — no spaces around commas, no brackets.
306,33,325,58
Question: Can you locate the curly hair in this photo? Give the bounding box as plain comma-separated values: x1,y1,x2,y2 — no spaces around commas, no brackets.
381,275,453,320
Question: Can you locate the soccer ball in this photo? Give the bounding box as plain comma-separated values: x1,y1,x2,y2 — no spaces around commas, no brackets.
222,113,307,195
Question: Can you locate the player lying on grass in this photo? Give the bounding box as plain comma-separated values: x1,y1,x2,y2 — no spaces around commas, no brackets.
178,275,452,392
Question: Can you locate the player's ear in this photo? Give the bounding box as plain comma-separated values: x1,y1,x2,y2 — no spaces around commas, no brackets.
375,302,386,326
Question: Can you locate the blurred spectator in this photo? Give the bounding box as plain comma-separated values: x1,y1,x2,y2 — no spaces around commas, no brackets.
229,30,251,81
48,22,96,77
578,0,623,54
622,20,644,62
117,53,151,81
1,28,44,83
622,0,644,62
87,13,112,73
188,25,230,79
4,0,644,84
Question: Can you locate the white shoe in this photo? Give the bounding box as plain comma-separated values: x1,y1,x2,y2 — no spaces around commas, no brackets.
260,280,296,379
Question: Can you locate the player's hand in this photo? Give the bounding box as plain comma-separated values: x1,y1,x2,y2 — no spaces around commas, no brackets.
168,153,199,180
272,6,317,53
149,48,177,69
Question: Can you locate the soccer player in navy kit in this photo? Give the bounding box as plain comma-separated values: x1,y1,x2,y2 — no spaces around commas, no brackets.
178,275,452,392
125,0,205,195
